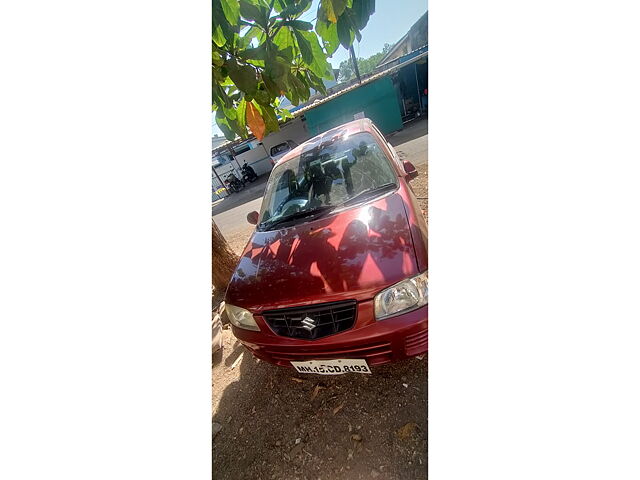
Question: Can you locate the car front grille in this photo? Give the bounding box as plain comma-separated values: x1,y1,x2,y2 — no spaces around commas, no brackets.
261,300,357,340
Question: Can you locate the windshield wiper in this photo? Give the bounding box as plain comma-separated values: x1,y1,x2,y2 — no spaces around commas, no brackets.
341,183,397,207
261,205,334,230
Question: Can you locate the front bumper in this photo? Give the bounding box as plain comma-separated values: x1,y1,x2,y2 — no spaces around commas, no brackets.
231,301,428,367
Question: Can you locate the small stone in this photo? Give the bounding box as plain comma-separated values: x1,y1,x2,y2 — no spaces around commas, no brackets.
371,470,380,478
351,434,362,442
212,422,222,439
396,422,419,439
239,427,243,434
403,383,409,388
295,437,301,444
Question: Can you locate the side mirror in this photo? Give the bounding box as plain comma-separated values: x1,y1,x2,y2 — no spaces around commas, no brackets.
247,211,260,225
403,161,419,180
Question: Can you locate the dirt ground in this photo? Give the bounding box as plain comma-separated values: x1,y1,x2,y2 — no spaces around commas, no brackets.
213,134,428,480
213,331,427,480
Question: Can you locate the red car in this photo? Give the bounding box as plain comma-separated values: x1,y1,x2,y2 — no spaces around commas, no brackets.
224,118,427,374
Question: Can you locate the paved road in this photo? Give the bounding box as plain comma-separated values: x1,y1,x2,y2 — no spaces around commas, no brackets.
212,118,428,240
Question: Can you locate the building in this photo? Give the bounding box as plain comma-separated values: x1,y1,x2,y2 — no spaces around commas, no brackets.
292,48,428,136
285,10,428,135
377,12,428,66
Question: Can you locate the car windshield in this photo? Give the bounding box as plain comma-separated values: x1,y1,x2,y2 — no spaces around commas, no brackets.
270,143,290,156
257,132,398,231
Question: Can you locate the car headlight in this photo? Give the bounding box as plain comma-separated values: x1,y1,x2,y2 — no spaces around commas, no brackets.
374,271,428,320
225,304,260,331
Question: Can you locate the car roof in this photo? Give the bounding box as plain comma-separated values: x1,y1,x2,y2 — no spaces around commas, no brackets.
276,118,379,165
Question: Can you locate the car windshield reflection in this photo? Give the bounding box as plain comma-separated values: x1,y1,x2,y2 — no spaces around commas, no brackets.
258,132,398,231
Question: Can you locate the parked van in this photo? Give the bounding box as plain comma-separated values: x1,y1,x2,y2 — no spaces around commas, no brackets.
269,140,298,166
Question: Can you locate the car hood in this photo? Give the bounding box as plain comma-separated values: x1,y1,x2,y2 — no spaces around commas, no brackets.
225,192,419,311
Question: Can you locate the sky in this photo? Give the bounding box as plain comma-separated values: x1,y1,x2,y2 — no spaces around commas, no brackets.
213,0,428,137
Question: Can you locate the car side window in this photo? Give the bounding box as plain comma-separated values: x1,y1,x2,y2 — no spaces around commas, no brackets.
370,123,402,171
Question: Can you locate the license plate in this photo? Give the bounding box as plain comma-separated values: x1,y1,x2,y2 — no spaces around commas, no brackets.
291,359,371,375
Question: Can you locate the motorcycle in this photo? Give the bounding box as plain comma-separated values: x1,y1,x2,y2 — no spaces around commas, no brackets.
224,172,244,193
241,163,258,183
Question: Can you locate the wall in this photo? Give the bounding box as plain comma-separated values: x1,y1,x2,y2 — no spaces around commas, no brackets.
235,146,272,176
303,76,403,135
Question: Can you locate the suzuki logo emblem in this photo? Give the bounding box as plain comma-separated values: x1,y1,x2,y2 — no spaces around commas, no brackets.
301,316,317,331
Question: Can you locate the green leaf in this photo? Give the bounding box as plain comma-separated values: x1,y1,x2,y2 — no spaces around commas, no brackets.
253,87,271,105
220,0,240,25
213,25,226,47
264,55,290,83
226,58,259,96
351,0,375,30
272,26,295,53
238,44,267,61
212,49,224,67
307,71,328,95
277,106,294,120
287,72,309,104
293,30,313,65
213,82,233,111
223,105,237,120
273,0,287,13
331,0,350,18
236,98,248,137
239,0,268,27
320,0,348,23
298,30,333,78
262,74,284,98
315,19,340,55
243,25,266,44
284,20,313,31
213,0,239,45
336,14,354,48
216,109,240,140
280,0,312,19
320,0,336,23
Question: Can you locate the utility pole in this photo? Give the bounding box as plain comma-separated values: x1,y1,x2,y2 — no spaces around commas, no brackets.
349,45,361,84
227,144,242,170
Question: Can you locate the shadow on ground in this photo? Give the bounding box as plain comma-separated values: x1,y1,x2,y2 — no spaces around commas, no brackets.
212,331,427,480
388,118,428,148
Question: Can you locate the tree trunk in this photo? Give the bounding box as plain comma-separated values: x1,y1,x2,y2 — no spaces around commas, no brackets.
212,220,238,294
